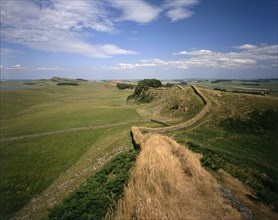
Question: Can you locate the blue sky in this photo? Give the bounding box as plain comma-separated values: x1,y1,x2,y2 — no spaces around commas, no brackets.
0,0,277,80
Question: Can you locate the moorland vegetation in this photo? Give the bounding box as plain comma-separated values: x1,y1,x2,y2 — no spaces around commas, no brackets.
1,79,278,219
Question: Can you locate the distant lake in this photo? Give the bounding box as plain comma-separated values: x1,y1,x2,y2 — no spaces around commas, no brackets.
0,85,33,90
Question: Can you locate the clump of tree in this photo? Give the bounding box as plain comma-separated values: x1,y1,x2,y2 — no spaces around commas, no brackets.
128,79,162,103
213,88,227,92
116,83,136,90
230,90,267,95
57,82,79,86
23,82,37,85
241,79,270,82
211,80,232,84
164,83,175,88
51,76,72,82
75,78,88,82
240,83,260,86
179,81,187,85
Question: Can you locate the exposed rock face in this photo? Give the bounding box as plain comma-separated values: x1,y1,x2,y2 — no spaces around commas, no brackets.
221,188,253,220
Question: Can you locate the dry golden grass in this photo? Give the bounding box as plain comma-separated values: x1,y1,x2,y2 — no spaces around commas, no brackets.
112,133,241,220
217,170,278,220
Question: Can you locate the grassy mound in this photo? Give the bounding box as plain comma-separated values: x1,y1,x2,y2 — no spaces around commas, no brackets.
136,86,205,125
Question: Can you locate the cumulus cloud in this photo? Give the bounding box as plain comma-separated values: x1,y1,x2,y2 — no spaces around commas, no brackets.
110,0,161,23
0,48,25,58
36,66,65,71
109,63,156,70
2,64,27,70
166,7,193,22
173,49,215,56
163,0,199,21
1,0,136,58
235,44,257,50
1,0,200,58
111,44,277,70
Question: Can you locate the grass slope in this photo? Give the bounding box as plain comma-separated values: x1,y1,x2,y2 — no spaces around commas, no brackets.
136,86,205,124
1,82,141,138
0,81,144,219
187,80,278,96
174,88,278,212
114,133,240,219
47,150,137,220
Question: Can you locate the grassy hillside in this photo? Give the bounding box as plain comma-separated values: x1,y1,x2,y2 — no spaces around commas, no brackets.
48,150,137,220
0,82,141,138
172,88,278,216
135,86,205,125
187,80,278,96
113,132,240,219
0,81,149,219
1,80,277,219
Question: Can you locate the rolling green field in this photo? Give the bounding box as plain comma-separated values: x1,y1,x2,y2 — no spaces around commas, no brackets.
0,81,149,219
187,80,278,96
1,79,277,219
173,88,278,213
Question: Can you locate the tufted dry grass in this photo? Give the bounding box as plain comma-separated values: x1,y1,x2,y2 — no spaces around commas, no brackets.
112,133,241,220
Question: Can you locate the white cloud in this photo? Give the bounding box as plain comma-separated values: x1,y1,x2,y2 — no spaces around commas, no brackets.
36,66,65,71
173,49,214,56
2,64,27,70
110,0,161,23
164,0,199,21
0,48,25,58
235,44,257,50
0,0,136,58
164,0,200,8
111,62,156,69
112,44,277,70
166,8,193,21
0,0,200,58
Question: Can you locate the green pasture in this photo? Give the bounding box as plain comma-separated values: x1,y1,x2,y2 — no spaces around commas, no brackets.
175,89,278,209
188,80,278,96
47,150,137,220
0,82,141,138
136,86,206,125
0,81,146,219
1,79,277,219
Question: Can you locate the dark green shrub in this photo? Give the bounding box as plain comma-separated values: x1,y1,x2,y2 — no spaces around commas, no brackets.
211,80,232,84
230,90,265,95
48,150,137,220
57,82,79,86
220,109,278,135
164,83,175,88
116,83,135,90
241,83,260,86
179,82,187,85
128,79,162,103
213,88,227,92
133,79,162,96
